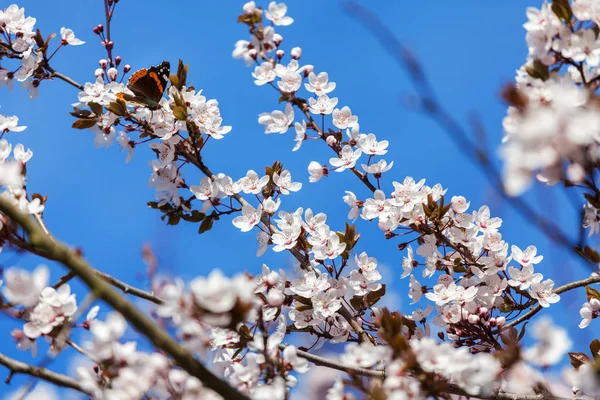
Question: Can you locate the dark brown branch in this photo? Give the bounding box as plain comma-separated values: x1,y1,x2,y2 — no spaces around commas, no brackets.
0,352,92,395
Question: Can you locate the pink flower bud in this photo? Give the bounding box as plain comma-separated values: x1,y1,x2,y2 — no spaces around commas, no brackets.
94,68,104,77
467,314,480,324
266,271,279,286
495,316,506,327
276,49,284,59
107,67,118,81
273,33,283,46
115,56,122,66
326,135,337,146
99,59,108,69
123,64,131,73
248,49,258,60
105,41,114,50
303,65,314,77
291,47,302,59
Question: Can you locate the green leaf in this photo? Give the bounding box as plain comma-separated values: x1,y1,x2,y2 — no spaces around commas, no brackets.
364,284,386,308
172,106,188,121
71,119,97,129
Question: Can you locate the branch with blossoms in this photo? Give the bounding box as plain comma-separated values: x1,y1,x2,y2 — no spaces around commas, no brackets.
1,1,600,400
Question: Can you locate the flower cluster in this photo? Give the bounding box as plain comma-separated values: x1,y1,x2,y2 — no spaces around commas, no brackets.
0,4,84,99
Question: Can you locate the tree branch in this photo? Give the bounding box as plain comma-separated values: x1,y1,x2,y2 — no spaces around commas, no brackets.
343,1,595,268
0,352,92,395
501,274,600,331
0,198,248,400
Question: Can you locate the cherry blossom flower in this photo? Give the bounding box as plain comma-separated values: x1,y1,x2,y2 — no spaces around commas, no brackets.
3,264,48,307
273,169,302,194
307,161,325,182
579,297,600,328
507,264,542,290
340,342,390,369
237,170,270,194
510,245,543,267
528,279,559,308
523,316,571,366
252,62,276,86
60,27,84,45
288,271,330,298
362,159,393,175
308,94,338,115
0,115,26,132
357,133,388,155
305,72,336,95
258,103,294,134
312,290,341,319
329,145,362,172
264,2,293,26
332,106,358,130
232,204,262,232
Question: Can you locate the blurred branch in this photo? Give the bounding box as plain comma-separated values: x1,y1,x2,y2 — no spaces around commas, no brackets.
0,352,91,395
0,198,249,400
500,274,600,331
344,1,595,268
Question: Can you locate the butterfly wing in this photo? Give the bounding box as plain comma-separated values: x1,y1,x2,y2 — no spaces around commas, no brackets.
126,61,170,109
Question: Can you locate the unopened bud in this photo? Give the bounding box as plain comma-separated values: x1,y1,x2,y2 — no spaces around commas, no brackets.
104,40,114,50
99,59,108,69
266,271,279,287
123,64,131,73
437,331,445,340
291,47,302,59
303,65,314,77
248,48,258,60
115,56,122,66
93,24,104,34
467,314,480,324
273,33,283,46
496,316,506,327
267,289,284,307
325,135,337,146
94,68,104,77
107,67,118,81
276,49,284,60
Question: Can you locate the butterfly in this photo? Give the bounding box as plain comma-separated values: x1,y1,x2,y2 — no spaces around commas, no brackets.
118,61,170,110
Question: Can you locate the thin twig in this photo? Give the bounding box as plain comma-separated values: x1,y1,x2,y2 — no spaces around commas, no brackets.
343,1,594,268
0,352,92,395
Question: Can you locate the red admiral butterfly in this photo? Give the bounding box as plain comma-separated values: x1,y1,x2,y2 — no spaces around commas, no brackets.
118,61,170,110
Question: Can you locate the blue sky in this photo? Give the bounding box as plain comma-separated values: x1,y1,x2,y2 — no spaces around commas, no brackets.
1,0,594,396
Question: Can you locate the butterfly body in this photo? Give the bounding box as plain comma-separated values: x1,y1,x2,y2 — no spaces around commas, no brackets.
120,61,170,110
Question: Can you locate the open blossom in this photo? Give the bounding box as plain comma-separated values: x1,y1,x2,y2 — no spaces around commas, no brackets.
510,245,543,267
340,343,390,369
23,285,77,339
312,290,341,318
252,62,276,86
273,169,302,194
523,316,571,366
305,72,336,95
258,103,294,134
343,191,360,221
293,121,306,151
232,204,262,232
357,133,388,155
275,59,305,93
3,265,49,307
0,115,27,132
329,145,361,172
60,27,84,45
308,94,338,115
264,1,293,26
362,159,393,175
288,271,329,298
271,226,301,252
332,106,358,130
237,170,270,194
528,279,559,308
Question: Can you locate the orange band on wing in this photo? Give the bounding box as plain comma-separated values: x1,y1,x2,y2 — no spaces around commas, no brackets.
128,69,148,85
149,71,164,94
